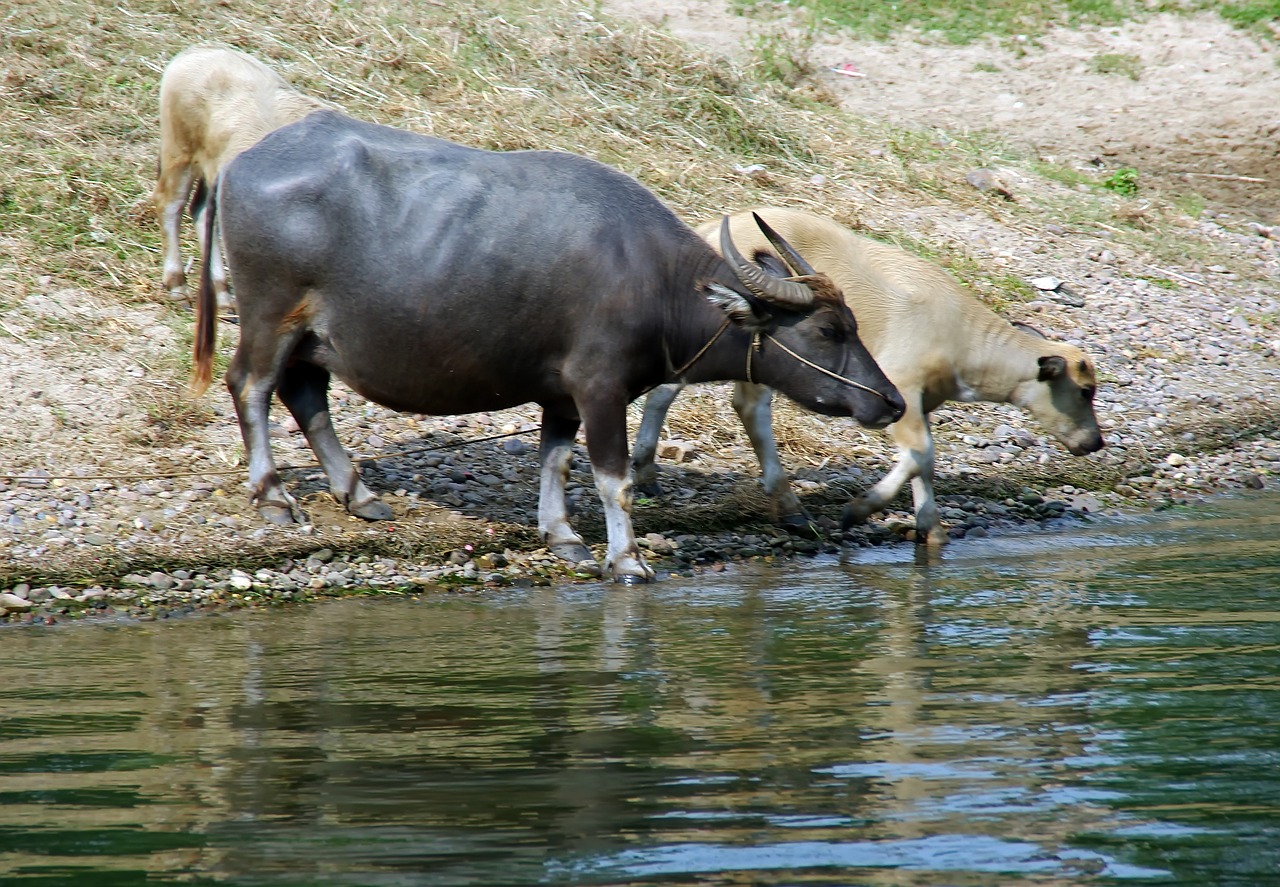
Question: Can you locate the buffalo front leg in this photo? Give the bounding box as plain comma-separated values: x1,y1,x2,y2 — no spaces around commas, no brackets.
226,354,303,525
582,396,653,585
631,382,684,497
843,397,946,546
277,362,392,521
732,381,811,531
538,412,600,576
910,469,947,549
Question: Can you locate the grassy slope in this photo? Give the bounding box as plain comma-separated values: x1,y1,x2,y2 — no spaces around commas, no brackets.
2,0,1242,310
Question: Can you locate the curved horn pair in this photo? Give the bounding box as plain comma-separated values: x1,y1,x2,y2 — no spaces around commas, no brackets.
719,213,817,308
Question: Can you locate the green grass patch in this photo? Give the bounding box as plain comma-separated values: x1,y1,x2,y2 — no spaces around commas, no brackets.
1031,160,1101,190
732,0,1134,44
1102,167,1140,196
732,0,1277,44
1215,0,1280,39
1089,52,1143,79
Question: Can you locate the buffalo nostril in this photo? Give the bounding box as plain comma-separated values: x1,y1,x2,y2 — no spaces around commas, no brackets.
888,394,906,421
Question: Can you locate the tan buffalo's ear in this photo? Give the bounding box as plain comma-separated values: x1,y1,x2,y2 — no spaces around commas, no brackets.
722,216,813,308
703,282,771,330
1038,355,1067,381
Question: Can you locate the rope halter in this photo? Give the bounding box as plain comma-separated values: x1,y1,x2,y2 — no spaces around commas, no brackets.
671,320,894,403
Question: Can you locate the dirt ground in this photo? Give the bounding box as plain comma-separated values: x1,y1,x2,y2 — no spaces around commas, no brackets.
604,3,1280,223
2,3,1279,594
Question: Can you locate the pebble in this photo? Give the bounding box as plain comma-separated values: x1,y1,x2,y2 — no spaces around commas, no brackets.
0,592,33,613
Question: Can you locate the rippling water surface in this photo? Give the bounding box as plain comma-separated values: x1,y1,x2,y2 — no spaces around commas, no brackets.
3,496,1280,885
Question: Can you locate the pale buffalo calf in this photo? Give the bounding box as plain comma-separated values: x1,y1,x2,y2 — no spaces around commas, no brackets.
633,207,1104,547
152,45,327,307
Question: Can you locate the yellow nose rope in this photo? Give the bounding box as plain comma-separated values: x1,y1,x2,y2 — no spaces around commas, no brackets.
747,332,896,401
667,319,892,403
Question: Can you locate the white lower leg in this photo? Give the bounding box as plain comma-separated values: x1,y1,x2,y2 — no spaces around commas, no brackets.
210,222,233,310
538,439,584,551
595,470,653,581
160,197,188,295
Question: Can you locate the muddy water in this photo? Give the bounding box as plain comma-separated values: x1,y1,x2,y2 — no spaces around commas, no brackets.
2,496,1279,885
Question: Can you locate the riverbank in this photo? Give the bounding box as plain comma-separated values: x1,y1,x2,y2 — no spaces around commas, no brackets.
2,0,1279,623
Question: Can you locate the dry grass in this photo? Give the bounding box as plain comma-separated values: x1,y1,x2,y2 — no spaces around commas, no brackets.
2,0,1191,305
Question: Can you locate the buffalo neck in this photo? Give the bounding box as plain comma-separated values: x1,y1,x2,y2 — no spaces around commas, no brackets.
660,265,759,386
962,323,1045,403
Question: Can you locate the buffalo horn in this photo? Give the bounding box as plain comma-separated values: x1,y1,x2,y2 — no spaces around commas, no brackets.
720,216,814,308
753,212,817,277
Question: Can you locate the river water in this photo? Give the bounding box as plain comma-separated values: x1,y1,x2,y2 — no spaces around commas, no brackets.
2,495,1279,885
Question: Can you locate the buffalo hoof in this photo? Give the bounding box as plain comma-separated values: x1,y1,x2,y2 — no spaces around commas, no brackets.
549,541,595,566
348,495,394,521
841,501,874,531
608,553,655,584
920,525,949,549
634,479,664,499
778,513,821,539
258,499,303,526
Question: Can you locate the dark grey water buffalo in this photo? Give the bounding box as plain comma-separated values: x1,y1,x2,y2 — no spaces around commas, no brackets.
192,110,904,582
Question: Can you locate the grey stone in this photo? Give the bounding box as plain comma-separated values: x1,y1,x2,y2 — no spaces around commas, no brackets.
0,591,33,612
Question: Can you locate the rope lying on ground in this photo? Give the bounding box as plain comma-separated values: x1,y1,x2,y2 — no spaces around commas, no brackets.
0,428,534,485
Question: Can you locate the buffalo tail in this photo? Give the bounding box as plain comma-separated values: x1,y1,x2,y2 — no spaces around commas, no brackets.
189,177,218,396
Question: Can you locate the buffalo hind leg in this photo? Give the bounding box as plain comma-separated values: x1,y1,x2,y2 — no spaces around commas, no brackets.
538,412,600,576
631,382,682,498
190,184,234,312
581,393,653,584
226,352,304,525
154,163,195,299
277,362,392,521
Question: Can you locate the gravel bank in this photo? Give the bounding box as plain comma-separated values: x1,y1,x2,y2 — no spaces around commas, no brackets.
4,198,1280,626
4,12,1280,624
4,209,1280,624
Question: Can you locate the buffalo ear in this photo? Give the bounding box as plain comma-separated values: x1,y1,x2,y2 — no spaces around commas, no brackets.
1038,354,1067,381
704,282,772,331
754,251,789,278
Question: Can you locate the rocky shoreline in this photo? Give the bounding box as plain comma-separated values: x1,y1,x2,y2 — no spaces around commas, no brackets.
0,480,1132,626
4,209,1280,626
4,91,1280,628
2,384,1277,627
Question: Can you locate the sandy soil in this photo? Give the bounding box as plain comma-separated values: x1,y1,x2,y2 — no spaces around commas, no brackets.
606,3,1280,223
